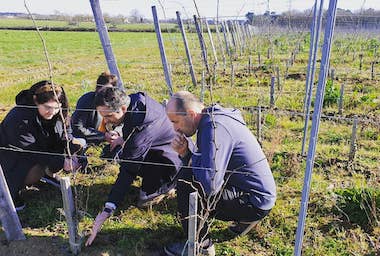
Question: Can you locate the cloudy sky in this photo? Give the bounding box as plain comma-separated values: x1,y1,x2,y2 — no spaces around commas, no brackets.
1,0,379,19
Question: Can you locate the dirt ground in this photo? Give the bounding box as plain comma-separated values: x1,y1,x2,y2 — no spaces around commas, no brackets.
0,232,165,256
0,235,69,256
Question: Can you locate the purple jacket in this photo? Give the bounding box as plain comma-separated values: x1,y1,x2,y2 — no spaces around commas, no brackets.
107,92,181,206
191,105,276,210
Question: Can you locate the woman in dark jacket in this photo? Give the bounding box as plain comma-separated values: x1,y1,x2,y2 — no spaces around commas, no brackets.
0,80,81,210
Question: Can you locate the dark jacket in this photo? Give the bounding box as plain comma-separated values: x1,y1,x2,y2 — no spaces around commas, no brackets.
190,105,276,210
71,91,105,144
107,92,182,206
0,90,69,196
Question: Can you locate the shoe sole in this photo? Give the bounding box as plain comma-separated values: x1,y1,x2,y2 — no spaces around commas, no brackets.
229,220,260,236
163,246,176,256
163,245,215,256
137,188,176,208
40,177,61,188
15,204,26,212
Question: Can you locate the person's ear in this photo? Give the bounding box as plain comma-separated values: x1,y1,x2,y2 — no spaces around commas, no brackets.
121,104,128,114
33,95,38,105
187,109,196,119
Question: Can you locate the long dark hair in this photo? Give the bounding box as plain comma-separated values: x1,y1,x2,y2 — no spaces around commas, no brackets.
26,80,69,119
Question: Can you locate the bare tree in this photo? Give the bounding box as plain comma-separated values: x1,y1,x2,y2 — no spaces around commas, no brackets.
129,9,144,23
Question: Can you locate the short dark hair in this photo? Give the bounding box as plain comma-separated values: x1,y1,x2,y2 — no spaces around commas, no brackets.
94,87,130,111
96,71,118,91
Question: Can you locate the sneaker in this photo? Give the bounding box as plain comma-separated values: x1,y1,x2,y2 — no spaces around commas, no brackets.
163,240,215,256
13,194,26,212
137,182,176,208
40,175,61,188
229,220,260,236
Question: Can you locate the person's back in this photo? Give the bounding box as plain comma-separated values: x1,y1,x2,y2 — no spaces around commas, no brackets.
71,91,104,144
164,91,276,256
199,105,276,210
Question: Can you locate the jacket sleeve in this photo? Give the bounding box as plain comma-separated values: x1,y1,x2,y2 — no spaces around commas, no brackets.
71,106,105,145
192,121,234,196
107,127,154,206
9,120,65,171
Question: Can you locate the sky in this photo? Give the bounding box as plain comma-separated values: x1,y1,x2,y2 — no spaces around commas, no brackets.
1,0,380,19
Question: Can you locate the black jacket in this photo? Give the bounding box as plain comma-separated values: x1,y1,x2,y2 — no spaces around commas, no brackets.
71,91,105,144
0,90,69,196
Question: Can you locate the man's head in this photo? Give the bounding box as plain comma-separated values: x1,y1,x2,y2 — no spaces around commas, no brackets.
166,91,204,137
94,87,130,126
95,71,118,92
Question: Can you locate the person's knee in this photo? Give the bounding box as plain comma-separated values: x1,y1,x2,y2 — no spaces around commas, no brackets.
24,165,47,185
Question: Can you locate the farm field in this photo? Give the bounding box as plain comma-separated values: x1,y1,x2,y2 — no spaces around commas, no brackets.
0,18,177,32
0,20,379,256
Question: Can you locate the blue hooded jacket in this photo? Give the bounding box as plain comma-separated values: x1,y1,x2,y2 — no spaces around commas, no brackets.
191,105,276,210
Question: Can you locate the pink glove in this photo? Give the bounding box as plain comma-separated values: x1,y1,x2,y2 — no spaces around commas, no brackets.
85,210,111,246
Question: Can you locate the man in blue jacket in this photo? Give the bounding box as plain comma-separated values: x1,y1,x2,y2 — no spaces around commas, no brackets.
85,87,182,246
163,91,276,256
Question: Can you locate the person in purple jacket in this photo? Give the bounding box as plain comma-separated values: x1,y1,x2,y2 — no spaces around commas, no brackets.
86,87,182,246
163,91,277,256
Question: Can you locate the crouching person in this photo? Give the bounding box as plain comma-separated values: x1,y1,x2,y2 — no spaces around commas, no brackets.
163,91,277,256
85,87,181,246
71,71,122,159
0,81,82,211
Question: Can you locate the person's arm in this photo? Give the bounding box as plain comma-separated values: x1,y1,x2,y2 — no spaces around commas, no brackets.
8,120,65,171
106,127,154,206
192,121,234,196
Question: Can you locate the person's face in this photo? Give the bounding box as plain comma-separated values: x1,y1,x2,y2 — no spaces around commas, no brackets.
97,105,125,126
167,109,197,137
37,99,61,120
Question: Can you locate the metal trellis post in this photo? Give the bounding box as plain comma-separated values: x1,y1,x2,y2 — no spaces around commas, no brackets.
194,15,210,74
89,0,123,89
60,176,81,255
152,6,173,95
301,0,324,156
176,11,197,87
188,192,198,256
0,165,25,241
294,1,338,255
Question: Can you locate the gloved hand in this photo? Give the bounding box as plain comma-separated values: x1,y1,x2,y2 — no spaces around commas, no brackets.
85,210,111,246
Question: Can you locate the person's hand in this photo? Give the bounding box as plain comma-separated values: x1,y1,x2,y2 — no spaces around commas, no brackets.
63,156,81,172
171,132,189,158
85,210,111,246
105,130,119,144
110,136,124,151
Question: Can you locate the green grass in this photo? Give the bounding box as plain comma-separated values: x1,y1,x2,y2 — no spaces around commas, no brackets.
0,18,177,32
0,28,379,255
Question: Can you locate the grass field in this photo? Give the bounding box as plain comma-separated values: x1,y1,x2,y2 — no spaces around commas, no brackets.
0,23,379,256
0,18,177,32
